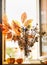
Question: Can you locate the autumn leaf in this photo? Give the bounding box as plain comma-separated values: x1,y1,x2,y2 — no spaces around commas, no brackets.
0,24,11,34
28,35,34,38
0,15,12,34
2,14,8,25
24,19,33,28
2,25,8,34
21,12,27,23
2,14,12,29
12,35,18,42
12,20,21,28
7,32,12,39
0,23,8,34
12,20,21,36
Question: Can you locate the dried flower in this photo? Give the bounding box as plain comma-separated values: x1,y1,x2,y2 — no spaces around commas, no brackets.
0,13,39,56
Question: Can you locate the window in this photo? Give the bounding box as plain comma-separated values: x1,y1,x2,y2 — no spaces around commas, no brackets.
2,0,41,64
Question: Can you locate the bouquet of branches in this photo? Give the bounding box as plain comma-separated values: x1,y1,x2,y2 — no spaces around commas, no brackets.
0,12,39,56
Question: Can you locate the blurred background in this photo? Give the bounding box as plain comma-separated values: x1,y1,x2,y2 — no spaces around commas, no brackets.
41,0,47,56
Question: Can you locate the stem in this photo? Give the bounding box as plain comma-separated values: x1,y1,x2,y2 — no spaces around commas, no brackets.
24,30,28,56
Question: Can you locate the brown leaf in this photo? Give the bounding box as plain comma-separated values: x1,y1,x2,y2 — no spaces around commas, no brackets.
27,50,31,52
12,35,18,41
28,35,34,38
7,32,12,39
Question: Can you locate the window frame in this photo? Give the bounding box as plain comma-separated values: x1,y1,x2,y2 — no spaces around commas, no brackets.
2,0,42,64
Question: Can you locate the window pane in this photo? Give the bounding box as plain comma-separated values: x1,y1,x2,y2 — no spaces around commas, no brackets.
2,0,40,64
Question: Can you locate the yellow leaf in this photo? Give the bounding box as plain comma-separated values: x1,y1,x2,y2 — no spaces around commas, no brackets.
24,19,33,28
12,20,21,28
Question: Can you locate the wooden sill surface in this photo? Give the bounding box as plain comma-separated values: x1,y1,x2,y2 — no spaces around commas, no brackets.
2,60,41,64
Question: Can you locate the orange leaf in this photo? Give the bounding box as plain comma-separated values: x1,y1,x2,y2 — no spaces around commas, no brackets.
21,12,27,23
2,14,8,25
28,35,34,38
13,28,21,36
12,20,21,36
